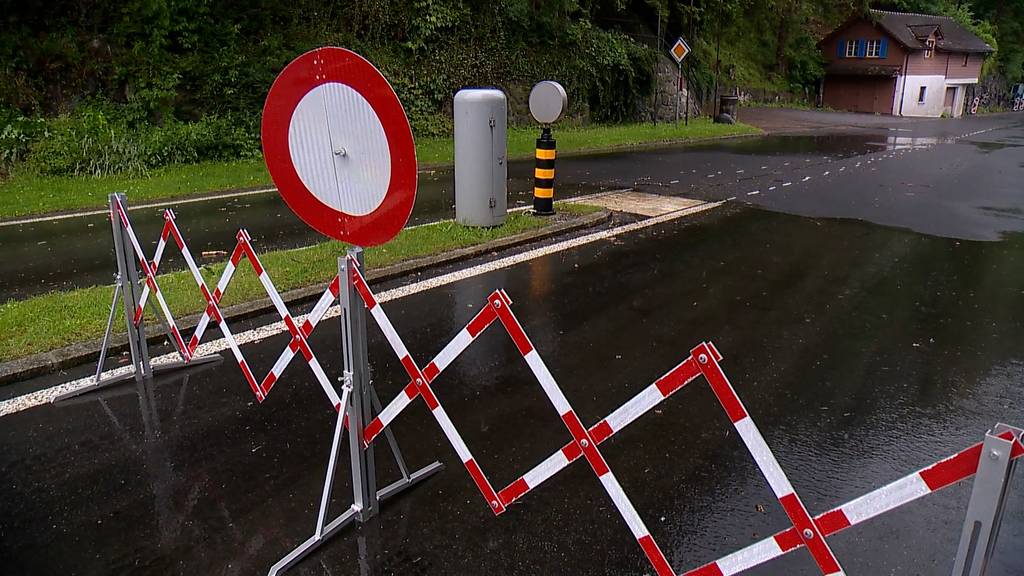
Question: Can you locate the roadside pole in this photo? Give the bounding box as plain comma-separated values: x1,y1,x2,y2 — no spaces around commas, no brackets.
684,62,690,126
669,37,692,125
675,60,681,124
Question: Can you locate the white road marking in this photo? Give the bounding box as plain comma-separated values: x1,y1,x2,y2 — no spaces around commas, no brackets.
1,188,277,227
802,176,811,182
747,191,760,196
768,186,776,191
0,199,725,417
782,182,792,187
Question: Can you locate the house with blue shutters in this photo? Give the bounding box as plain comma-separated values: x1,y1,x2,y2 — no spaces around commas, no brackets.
818,10,992,117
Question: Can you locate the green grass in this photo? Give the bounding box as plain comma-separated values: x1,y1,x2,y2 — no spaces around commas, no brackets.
0,159,272,219
0,204,601,363
418,118,759,165
0,119,757,220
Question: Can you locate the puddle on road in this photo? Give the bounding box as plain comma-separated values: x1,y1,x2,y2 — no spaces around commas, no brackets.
0,129,1007,302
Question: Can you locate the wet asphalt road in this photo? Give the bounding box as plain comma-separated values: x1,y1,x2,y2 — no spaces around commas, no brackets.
0,168,602,301
3,110,1017,301
2,114,1024,575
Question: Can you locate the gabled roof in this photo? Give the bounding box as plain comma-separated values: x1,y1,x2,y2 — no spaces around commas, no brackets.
870,9,993,54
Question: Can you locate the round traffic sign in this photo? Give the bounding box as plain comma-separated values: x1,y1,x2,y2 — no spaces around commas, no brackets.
529,81,567,125
262,47,416,247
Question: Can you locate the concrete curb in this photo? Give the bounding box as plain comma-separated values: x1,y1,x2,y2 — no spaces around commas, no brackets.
0,210,611,386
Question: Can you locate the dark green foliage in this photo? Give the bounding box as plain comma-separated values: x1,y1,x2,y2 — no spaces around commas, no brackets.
0,0,662,175
2,0,1020,179
23,105,260,177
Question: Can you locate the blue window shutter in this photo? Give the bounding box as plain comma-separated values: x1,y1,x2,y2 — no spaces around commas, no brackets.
880,38,888,58
857,39,866,57
837,38,845,58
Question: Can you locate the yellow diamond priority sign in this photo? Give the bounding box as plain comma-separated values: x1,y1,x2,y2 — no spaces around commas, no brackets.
670,37,691,64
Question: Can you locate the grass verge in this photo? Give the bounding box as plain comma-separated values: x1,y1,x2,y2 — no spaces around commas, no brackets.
0,119,757,219
0,204,602,363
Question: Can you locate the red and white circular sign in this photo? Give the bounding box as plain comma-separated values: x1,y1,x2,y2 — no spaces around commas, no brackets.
262,47,417,247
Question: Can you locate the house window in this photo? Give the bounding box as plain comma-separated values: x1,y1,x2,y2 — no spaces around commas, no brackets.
846,40,857,58
918,86,927,103
963,53,970,66
925,38,935,58
866,39,881,58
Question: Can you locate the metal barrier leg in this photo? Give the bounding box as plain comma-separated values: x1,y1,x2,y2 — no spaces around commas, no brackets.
951,423,1022,576
55,193,221,403
267,250,442,575
342,249,377,521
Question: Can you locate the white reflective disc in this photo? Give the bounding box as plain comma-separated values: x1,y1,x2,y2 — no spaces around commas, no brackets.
288,82,391,216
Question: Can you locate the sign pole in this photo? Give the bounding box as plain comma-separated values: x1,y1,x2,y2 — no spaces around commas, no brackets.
674,62,679,124
114,193,152,382
340,247,378,521
668,36,691,126
684,63,690,126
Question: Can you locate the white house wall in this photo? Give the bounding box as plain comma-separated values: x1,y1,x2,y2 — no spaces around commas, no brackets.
945,77,979,118
898,75,947,117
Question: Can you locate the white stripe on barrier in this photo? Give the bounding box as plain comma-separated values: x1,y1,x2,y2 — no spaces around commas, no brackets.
600,473,650,539
605,385,667,433
435,406,473,463
524,350,571,415
522,450,571,489
374,391,414,431
370,305,410,361
432,329,473,373
840,472,930,525
716,537,784,575
734,417,795,498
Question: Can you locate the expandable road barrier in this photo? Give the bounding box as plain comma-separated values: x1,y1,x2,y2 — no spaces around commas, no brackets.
686,424,1023,576
78,196,1020,575
58,194,222,401
265,250,1019,576
187,229,342,409
354,265,843,576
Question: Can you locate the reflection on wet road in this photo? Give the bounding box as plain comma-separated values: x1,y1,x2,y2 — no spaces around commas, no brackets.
3,196,1024,574
0,124,983,301
2,113,1023,576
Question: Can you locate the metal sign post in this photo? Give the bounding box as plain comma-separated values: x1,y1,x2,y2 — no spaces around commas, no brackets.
951,423,1021,576
529,81,567,216
268,248,443,575
340,249,376,520
669,37,691,126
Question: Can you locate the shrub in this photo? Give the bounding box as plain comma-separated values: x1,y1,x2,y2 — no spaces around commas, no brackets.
21,107,261,178
0,108,46,177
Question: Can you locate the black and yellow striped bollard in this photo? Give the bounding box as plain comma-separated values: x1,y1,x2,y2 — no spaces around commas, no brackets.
533,127,556,215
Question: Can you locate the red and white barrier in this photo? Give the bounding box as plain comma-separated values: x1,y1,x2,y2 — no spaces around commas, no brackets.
685,428,1024,575
690,342,844,575
349,264,507,513
111,199,192,361
114,202,1017,575
111,199,341,409
348,260,843,576
190,230,343,410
